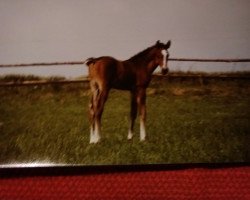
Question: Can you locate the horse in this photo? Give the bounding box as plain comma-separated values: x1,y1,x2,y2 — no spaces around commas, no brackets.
85,40,171,143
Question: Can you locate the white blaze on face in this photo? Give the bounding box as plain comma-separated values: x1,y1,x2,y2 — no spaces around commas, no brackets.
161,49,168,70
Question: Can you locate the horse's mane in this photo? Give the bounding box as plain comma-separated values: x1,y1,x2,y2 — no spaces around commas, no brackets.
128,42,166,61
128,45,156,61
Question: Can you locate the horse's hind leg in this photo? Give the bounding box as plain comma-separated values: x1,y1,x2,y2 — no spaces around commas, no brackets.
89,95,96,144
94,87,109,142
89,81,100,144
89,81,109,144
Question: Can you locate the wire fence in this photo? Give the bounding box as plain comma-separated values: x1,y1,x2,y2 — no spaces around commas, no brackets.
1,58,250,68
0,57,250,86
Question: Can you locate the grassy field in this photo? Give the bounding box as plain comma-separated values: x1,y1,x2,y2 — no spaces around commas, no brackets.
0,76,249,165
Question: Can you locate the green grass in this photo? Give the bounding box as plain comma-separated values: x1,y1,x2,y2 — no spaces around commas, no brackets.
0,77,249,165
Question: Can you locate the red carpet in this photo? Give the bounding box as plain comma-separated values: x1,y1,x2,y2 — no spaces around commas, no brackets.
0,166,249,199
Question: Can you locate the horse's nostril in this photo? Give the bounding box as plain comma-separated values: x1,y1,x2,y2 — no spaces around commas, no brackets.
162,68,169,75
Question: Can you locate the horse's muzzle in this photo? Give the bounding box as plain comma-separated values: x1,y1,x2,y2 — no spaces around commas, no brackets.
161,68,169,75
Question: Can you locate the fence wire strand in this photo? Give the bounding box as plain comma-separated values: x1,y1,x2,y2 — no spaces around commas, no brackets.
0,57,249,86
0,58,250,68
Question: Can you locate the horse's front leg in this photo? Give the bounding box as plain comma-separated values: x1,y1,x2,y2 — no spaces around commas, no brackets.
137,88,147,141
128,91,137,140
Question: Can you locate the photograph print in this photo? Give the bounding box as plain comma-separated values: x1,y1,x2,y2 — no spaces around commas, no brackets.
0,0,249,167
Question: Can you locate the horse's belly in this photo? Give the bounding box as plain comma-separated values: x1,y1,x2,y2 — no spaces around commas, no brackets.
112,78,135,90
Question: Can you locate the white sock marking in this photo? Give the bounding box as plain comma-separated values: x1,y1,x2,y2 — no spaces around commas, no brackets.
90,122,101,144
90,126,95,144
128,130,133,140
140,120,146,141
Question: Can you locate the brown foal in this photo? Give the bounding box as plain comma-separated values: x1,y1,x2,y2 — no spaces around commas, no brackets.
85,40,171,143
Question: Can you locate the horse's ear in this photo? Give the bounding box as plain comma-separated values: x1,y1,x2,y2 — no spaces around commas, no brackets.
156,40,160,46
165,40,171,49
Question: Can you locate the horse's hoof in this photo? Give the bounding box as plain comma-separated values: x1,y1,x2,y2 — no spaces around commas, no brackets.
89,141,99,144
89,138,100,144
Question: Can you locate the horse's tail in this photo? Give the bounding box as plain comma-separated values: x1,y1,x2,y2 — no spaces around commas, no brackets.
84,57,96,66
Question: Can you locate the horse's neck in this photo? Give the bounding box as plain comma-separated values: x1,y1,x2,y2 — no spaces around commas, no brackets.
140,57,158,74
128,54,157,74
147,61,158,74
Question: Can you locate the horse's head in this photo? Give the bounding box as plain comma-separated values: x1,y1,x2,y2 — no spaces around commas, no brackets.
153,40,171,75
